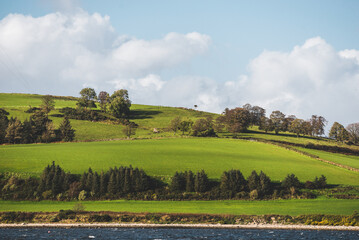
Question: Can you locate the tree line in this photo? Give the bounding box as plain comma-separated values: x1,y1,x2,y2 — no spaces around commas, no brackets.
169,103,359,145
0,96,75,144
0,162,327,201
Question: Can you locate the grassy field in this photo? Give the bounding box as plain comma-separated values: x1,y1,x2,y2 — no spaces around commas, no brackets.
1,138,358,185
296,148,359,170
0,93,215,141
0,199,358,215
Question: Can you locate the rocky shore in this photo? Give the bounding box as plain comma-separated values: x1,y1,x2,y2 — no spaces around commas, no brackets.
1,223,358,231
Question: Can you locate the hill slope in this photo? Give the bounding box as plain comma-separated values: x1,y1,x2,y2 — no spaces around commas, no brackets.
1,138,358,185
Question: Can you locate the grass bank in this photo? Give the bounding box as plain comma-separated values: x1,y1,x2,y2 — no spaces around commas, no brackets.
0,198,358,216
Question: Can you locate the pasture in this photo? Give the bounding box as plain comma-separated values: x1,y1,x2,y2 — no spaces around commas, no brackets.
0,138,358,185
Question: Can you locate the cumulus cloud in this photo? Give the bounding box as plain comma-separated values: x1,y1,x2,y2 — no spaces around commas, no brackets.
0,10,210,95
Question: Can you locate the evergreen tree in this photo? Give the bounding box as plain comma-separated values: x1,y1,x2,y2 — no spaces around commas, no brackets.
258,171,272,195
194,170,209,193
247,170,260,192
99,171,107,196
185,171,195,192
170,172,186,192
220,169,246,193
0,108,9,144
21,119,35,143
59,116,75,142
107,172,117,195
5,118,23,144
91,172,100,197
282,174,301,190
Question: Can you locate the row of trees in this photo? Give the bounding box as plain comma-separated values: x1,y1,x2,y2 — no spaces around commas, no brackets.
0,96,75,144
77,88,131,119
0,162,327,201
169,106,329,139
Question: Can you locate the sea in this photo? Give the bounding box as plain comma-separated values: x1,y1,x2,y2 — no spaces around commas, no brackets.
0,228,358,240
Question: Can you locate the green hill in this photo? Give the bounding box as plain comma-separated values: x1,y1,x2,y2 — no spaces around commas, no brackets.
1,138,358,185
0,93,358,185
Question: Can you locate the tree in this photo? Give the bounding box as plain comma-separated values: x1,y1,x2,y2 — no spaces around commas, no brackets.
284,115,296,132
98,91,110,112
194,170,209,193
281,174,301,190
259,116,273,133
310,115,327,136
243,104,266,126
247,170,260,192
122,124,136,138
302,120,313,136
0,108,9,143
192,117,216,137
41,121,56,143
329,122,349,143
346,123,359,145
170,172,186,192
185,171,195,192
59,116,75,142
220,170,246,193
109,90,131,119
289,119,305,137
169,116,181,133
78,88,97,109
5,118,23,144
258,171,272,195
218,108,251,135
178,120,193,135
40,95,55,115
30,111,51,142
270,110,285,134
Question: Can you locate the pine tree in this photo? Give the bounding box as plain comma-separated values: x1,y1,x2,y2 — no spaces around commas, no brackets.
259,171,272,195
170,172,185,192
99,171,107,196
92,172,100,197
248,170,260,192
194,170,209,193
0,109,9,144
5,118,23,144
107,172,117,195
59,116,75,142
185,171,194,192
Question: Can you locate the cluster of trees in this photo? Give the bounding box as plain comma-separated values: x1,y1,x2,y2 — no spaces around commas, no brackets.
1,162,160,201
0,96,75,144
169,103,329,139
329,122,359,144
0,163,327,201
169,116,217,137
76,88,131,119
170,170,210,193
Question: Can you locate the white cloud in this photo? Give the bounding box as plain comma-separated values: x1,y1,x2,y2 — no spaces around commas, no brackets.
0,11,210,95
223,37,359,130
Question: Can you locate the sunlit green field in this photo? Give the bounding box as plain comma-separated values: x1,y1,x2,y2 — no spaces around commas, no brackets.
1,138,358,184
0,93,216,140
0,198,357,215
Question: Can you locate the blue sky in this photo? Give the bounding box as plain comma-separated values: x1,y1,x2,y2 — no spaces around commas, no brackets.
0,0,358,130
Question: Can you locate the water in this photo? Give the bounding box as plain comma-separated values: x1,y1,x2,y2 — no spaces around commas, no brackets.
0,228,358,240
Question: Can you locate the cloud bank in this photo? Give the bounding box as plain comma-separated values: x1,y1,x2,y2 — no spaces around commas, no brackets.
0,10,358,131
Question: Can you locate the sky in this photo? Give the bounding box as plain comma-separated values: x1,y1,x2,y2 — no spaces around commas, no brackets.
0,0,358,134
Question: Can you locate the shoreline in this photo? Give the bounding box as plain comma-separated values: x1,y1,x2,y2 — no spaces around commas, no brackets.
1,223,358,231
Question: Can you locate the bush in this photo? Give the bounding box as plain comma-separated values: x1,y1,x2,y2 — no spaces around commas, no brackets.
1,212,34,223
89,214,112,222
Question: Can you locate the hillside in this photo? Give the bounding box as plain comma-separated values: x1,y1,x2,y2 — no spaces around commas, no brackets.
0,93,216,140
0,93,358,186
